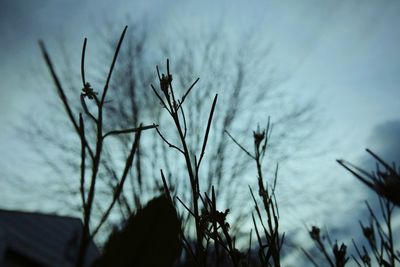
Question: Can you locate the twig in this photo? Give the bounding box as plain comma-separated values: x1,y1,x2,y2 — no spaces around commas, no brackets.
103,124,158,139
225,130,255,160
176,196,196,217
91,127,142,238
178,100,188,139
81,38,87,86
197,94,218,169
79,114,86,215
301,248,320,267
100,25,128,106
80,94,98,123
151,84,171,115
155,127,185,154
177,77,200,110
39,41,95,160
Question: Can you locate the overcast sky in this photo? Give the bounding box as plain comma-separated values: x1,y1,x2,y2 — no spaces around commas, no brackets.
0,0,399,265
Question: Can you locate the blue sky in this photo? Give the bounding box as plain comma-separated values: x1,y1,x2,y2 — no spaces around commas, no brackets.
0,0,399,264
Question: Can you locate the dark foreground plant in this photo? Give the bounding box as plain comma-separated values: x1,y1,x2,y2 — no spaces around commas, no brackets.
227,120,284,267
150,59,231,266
338,149,400,207
338,149,399,267
302,225,349,267
39,26,157,267
152,60,285,267
303,149,399,267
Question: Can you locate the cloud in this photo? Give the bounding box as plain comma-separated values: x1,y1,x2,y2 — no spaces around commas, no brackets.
364,119,400,164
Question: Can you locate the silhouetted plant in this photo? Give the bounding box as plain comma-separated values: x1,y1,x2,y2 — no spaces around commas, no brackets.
338,149,400,207
302,226,349,267
226,120,284,267
150,58,219,266
39,26,157,267
302,150,399,267
151,59,261,267
352,199,397,267
338,149,399,267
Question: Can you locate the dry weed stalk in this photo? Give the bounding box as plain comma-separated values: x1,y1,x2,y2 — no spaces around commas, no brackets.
152,59,253,267
302,226,349,267
40,26,157,267
226,119,284,267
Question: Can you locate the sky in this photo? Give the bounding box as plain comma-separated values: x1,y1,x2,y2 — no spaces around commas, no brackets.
0,0,399,265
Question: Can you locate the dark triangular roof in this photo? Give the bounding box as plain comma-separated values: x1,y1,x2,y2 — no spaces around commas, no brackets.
0,209,99,267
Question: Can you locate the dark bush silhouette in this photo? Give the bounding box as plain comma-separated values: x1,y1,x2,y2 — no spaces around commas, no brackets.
92,195,181,267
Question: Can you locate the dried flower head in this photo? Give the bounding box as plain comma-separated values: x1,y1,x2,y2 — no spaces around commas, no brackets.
82,82,98,100
309,226,320,241
332,242,348,267
199,208,231,235
376,171,400,205
362,226,373,240
360,224,376,246
338,149,400,206
253,125,265,147
361,254,371,265
215,209,229,225
160,73,173,94
199,212,211,229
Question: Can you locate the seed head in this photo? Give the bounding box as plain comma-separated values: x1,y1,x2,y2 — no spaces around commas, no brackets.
82,82,98,100
253,128,265,147
160,73,173,94
333,242,348,267
309,226,320,241
361,254,371,265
